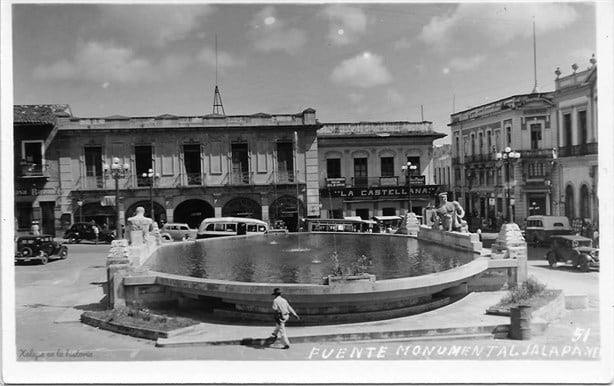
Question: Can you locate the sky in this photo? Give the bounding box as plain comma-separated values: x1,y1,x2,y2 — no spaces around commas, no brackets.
10,2,598,144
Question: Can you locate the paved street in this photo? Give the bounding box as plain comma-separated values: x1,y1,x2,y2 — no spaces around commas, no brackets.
11,242,601,362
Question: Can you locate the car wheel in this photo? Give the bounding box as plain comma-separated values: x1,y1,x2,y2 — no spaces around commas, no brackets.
58,246,68,259
19,246,34,257
40,253,48,265
547,252,557,268
579,255,590,272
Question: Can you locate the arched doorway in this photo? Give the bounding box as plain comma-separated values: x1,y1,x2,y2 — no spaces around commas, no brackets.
580,184,590,220
126,201,166,227
565,185,575,220
269,195,305,232
222,197,262,219
80,202,115,229
173,199,215,228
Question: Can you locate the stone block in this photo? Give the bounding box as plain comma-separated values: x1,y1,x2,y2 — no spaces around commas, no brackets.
565,294,588,310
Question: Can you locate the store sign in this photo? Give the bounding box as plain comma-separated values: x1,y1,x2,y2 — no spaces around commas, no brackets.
326,178,346,188
15,187,57,196
409,175,426,185
322,185,440,199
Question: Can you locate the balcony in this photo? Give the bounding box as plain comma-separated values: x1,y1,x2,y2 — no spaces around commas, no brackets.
186,172,202,186
17,162,49,180
521,148,556,158
276,170,295,184
229,171,252,185
558,143,598,157
344,176,426,188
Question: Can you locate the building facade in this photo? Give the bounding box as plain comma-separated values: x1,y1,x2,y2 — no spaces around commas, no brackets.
14,107,320,234
552,58,598,226
450,93,557,230
432,144,453,195
318,121,445,220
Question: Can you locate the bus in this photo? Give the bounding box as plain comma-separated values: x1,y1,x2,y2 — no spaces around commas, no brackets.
304,218,374,233
196,217,269,239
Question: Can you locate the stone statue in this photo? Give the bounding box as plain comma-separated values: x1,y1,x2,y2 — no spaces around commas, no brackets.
431,192,468,233
127,206,153,244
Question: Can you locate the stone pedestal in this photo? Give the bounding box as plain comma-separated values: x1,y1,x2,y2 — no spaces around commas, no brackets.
107,239,131,309
397,213,420,236
491,223,528,286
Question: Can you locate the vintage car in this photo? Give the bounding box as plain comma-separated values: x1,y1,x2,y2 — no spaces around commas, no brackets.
545,235,599,271
160,223,197,241
524,215,574,246
15,235,68,265
63,222,115,243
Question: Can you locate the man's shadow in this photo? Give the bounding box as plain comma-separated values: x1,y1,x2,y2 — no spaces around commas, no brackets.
240,335,284,350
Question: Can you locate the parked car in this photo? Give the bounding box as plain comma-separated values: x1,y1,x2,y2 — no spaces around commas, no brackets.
545,235,599,272
160,223,197,241
524,215,574,246
15,235,68,264
63,222,115,243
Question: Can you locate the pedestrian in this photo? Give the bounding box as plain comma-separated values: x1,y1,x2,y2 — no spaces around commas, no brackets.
592,226,599,248
270,287,299,349
91,221,99,244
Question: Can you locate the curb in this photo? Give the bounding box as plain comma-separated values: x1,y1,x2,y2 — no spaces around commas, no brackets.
155,324,508,348
80,312,199,341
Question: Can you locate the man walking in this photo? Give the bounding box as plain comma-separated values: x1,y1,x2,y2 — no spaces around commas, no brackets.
270,288,299,349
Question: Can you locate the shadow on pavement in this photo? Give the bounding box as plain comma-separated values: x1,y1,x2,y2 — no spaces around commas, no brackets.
75,295,108,312
239,336,279,350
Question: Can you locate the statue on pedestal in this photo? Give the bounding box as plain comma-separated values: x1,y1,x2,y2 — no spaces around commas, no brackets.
127,206,153,244
431,192,468,233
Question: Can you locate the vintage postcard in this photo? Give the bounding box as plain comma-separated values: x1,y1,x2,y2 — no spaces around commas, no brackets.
2,0,612,384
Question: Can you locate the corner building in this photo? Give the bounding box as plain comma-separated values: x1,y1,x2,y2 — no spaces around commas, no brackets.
318,121,445,219
14,107,320,234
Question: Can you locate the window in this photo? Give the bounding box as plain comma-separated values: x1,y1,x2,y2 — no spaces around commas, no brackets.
231,143,249,184
455,137,460,157
354,158,368,186
530,124,542,150
326,158,341,178
183,144,201,185
22,140,44,175
563,113,572,146
565,185,575,220
478,132,483,155
380,157,394,177
578,110,587,145
84,147,103,188
471,134,476,155
382,208,396,216
276,142,294,182
454,168,461,183
580,184,590,219
406,157,420,176
506,127,512,146
487,132,492,154
528,163,546,178
135,145,153,187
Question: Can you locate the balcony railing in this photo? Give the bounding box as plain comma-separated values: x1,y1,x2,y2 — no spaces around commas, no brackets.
18,162,49,179
276,170,295,183
558,143,598,157
186,172,202,186
346,176,424,188
229,171,251,185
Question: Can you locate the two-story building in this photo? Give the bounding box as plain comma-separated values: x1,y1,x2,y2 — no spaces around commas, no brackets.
432,144,453,195
450,92,557,230
14,106,321,234
552,57,598,226
317,121,445,220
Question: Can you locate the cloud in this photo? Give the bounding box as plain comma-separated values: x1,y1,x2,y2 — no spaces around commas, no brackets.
447,54,487,72
249,6,307,54
33,41,154,83
420,3,578,50
197,47,244,71
331,52,392,88
97,5,214,47
386,88,406,106
393,37,413,51
321,5,368,45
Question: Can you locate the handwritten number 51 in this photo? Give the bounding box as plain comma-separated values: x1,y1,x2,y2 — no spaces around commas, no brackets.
572,328,591,342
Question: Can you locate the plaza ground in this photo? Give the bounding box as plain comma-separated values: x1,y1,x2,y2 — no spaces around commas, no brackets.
11,241,601,361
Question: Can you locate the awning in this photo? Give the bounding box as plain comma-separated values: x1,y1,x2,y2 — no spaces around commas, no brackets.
372,216,402,221
100,196,116,206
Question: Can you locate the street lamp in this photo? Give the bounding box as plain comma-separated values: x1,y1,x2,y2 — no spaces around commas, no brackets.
142,168,160,224
76,199,83,223
495,146,521,223
103,157,130,239
402,161,417,214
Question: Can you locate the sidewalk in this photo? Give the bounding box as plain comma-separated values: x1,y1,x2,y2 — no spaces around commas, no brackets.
157,291,513,347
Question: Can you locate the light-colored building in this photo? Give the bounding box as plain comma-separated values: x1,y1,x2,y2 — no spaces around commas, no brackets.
14,106,320,234
432,144,453,195
450,92,557,230
552,57,598,226
317,121,446,220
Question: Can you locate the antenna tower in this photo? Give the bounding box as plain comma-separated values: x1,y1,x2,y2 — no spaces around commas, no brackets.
212,34,225,115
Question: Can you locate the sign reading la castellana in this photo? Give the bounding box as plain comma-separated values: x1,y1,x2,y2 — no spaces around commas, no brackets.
322,185,440,199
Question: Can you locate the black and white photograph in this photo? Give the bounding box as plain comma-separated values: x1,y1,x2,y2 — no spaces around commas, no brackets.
1,0,612,384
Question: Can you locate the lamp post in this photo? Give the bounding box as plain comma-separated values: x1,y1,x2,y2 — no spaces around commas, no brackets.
77,199,83,223
142,168,160,224
402,161,417,214
495,147,521,223
103,157,130,239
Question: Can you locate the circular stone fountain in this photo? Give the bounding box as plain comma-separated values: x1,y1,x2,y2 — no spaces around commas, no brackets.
119,231,497,325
